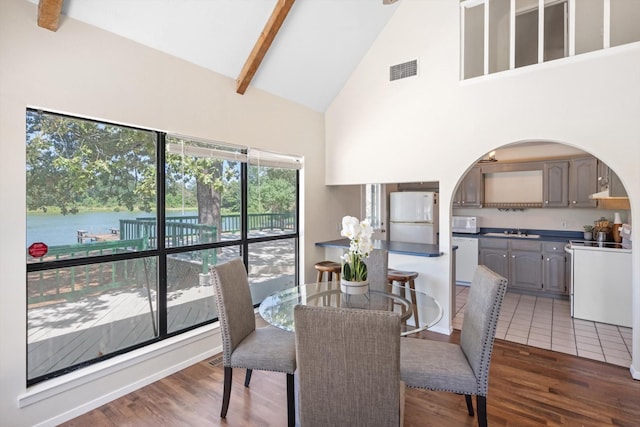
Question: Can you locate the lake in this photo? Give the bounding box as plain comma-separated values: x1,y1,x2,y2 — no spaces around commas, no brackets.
27,210,196,247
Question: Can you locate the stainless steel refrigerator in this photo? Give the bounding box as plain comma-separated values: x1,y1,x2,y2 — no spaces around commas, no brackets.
389,191,438,244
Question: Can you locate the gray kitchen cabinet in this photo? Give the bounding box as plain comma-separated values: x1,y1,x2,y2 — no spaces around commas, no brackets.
479,238,508,278
597,161,628,197
509,240,542,291
569,157,597,208
453,166,483,208
543,161,569,207
480,238,568,296
542,242,568,294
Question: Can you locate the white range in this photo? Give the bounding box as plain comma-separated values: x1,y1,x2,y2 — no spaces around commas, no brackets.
566,240,632,328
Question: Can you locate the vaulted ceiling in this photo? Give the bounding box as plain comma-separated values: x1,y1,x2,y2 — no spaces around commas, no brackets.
31,0,400,112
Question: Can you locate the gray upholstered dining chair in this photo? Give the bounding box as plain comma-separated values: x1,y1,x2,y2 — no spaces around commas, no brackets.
364,248,389,292
294,305,404,427
399,265,507,427
210,258,296,427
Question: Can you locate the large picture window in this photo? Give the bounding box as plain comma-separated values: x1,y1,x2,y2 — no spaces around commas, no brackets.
26,110,300,385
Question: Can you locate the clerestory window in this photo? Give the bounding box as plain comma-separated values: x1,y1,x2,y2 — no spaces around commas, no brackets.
460,0,640,80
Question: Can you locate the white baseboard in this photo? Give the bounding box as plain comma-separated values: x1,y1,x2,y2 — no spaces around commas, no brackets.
22,325,221,427
630,363,640,380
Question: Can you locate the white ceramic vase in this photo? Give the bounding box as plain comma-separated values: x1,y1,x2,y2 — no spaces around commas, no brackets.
340,279,369,295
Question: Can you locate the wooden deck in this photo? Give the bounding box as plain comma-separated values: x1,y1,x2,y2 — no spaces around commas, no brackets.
27,289,216,379
27,273,293,381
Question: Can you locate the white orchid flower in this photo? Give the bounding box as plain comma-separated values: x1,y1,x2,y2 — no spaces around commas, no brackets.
340,215,373,282
341,216,360,239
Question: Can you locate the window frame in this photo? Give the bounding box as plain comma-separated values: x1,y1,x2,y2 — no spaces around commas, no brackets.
25,109,301,385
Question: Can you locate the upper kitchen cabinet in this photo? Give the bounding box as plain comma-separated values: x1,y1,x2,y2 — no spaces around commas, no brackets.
543,161,569,207
593,160,630,210
597,161,628,197
453,166,484,208
569,157,597,208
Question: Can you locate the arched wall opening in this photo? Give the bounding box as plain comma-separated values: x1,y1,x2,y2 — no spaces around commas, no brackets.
450,139,634,370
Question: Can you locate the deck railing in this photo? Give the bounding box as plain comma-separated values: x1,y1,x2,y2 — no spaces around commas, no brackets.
125,213,295,237
27,238,147,304
119,218,217,248
28,212,294,305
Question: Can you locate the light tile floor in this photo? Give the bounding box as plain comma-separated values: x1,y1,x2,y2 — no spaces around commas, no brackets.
452,285,633,367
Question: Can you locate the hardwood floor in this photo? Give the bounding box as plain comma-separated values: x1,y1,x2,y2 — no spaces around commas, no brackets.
61,330,640,426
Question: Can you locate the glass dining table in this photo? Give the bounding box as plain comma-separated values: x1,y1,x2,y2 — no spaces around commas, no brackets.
259,282,443,336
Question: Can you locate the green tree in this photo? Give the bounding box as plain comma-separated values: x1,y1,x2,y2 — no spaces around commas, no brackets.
248,165,296,213
26,111,156,214
26,111,294,235
165,137,240,233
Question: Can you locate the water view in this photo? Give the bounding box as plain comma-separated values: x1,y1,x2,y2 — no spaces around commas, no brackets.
26,210,196,247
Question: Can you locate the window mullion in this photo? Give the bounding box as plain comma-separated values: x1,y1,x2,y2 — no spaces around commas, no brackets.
538,0,545,64
241,161,249,268
603,0,610,48
157,133,168,337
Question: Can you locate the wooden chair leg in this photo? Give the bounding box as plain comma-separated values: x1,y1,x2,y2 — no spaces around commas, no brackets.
464,394,474,416
221,367,233,418
244,368,253,387
477,395,487,427
286,373,295,427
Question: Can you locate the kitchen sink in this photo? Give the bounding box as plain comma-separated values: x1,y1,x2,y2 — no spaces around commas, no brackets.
483,232,541,239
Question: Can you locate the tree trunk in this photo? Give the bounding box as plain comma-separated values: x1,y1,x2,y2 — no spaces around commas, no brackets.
196,178,221,240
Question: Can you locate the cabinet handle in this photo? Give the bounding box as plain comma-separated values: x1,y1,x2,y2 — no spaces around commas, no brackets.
511,255,515,258
572,201,577,204
503,254,507,257
546,257,550,261
545,201,549,204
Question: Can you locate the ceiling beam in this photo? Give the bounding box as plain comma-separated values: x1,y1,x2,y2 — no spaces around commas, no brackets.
37,0,64,31
236,0,296,95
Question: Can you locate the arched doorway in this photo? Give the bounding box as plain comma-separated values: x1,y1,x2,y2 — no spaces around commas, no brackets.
451,141,633,367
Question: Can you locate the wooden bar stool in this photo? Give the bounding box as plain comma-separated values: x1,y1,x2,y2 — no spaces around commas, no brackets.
387,269,420,327
314,261,341,305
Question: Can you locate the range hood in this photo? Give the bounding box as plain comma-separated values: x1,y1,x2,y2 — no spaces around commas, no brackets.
589,189,630,210
588,189,629,200
591,168,629,200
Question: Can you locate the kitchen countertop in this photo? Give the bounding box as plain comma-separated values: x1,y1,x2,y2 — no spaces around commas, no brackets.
316,238,445,257
453,228,583,243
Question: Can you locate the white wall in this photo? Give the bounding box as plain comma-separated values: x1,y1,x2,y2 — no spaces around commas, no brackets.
326,0,640,377
0,1,358,425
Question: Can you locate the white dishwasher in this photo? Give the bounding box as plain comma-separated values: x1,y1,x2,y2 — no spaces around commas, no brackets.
452,236,479,284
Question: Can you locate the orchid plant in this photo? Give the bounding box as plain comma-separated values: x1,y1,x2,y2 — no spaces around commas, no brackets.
340,216,374,282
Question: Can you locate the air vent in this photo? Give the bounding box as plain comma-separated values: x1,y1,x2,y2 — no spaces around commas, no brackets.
208,355,223,367
390,59,418,81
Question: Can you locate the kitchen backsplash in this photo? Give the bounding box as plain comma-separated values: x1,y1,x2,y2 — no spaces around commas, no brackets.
453,208,630,232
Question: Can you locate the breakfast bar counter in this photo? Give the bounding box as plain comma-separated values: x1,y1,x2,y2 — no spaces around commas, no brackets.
316,238,454,334
315,238,444,257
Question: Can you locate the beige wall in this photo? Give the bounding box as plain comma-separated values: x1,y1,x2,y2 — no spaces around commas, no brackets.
326,0,640,377
0,1,358,425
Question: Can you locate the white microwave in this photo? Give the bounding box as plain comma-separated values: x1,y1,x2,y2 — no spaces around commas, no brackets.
452,216,479,234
